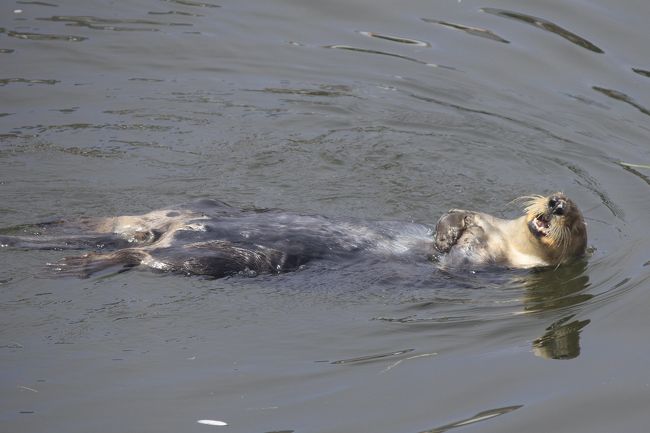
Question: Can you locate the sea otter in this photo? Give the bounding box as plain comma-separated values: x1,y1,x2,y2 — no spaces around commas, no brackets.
0,193,586,278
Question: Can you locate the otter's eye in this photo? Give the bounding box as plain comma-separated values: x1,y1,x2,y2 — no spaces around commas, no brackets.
548,199,557,208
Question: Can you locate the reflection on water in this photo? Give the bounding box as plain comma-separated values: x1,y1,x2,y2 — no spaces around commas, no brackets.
519,261,592,359
520,261,592,313
375,261,593,360
481,8,604,53
532,315,590,360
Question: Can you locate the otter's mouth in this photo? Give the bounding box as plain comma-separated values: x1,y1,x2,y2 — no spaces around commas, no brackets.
529,214,551,238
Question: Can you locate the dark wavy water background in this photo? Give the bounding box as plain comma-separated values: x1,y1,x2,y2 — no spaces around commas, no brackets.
2,0,650,432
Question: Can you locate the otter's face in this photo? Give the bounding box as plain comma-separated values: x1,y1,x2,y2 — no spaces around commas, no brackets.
524,193,587,260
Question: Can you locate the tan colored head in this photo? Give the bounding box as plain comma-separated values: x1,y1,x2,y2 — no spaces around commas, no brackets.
522,192,587,264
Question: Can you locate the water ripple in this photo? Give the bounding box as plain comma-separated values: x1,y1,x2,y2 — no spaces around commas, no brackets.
546,157,623,219
619,163,650,187
481,8,604,53
161,0,220,7
7,30,86,42
17,1,59,6
324,45,455,69
148,10,204,17
37,15,192,31
632,68,650,78
0,78,59,86
422,19,509,43
358,31,430,47
0,49,14,54
593,86,650,117
128,77,165,82
18,122,173,133
419,405,523,433
329,348,414,365
246,85,354,98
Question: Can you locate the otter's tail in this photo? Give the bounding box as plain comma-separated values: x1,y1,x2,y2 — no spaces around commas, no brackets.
46,250,148,279
0,219,133,251
0,233,133,251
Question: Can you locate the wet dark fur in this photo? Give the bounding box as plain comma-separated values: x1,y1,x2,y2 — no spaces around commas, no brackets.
1,200,434,278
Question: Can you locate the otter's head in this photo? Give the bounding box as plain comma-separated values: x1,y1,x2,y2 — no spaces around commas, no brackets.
523,193,587,264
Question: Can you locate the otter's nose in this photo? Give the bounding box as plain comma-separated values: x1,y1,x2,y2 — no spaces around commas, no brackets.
548,196,566,215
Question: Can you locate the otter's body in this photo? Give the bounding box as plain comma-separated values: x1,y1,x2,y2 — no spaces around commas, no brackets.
1,199,435,278
435,212,542,268
0,193,586,278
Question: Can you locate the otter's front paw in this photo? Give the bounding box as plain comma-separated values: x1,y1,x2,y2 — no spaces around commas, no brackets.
434,210,475,253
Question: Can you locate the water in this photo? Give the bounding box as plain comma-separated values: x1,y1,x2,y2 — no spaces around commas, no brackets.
1,0,650,431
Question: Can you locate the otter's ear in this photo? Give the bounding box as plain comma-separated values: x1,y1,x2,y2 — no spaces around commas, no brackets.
434,210,473,252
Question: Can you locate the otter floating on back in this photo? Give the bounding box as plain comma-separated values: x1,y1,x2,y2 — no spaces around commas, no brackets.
0,193,586,278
